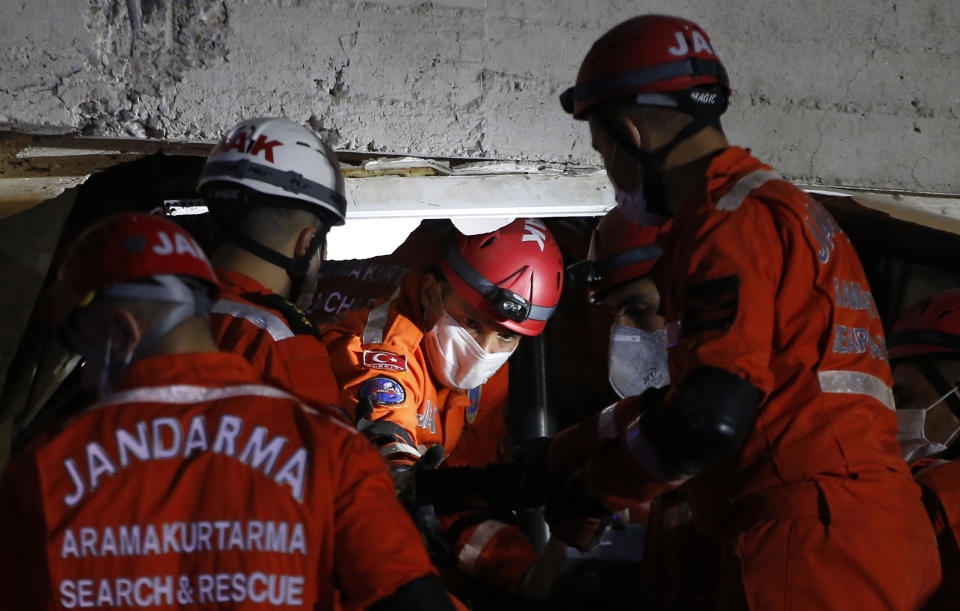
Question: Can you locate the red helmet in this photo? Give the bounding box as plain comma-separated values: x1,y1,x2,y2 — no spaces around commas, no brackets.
560,15,730,119
441,218,564,336
888,290,960,360
578,208,670,303
54,213,218,324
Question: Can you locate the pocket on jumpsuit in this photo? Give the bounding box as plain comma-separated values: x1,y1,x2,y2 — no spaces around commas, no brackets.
720,518,796,611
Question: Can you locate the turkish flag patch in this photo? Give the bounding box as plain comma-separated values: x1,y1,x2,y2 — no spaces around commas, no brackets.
362,349,408,372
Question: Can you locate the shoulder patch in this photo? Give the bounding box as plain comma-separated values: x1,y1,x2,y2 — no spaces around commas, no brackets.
682,275,740,338
359,376,407,406
362,349,408,372
465,386,482,425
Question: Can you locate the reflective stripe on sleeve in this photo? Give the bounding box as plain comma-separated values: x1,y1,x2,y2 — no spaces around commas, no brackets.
817,370,895,411
457,520,509,575
212,299,294,341
379,442,422,459
715,170,783,212
362,286,402,345
597,404,619,441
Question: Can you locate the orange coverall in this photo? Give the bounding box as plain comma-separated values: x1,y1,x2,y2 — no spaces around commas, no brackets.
0,352,440,610
321,270,539,592
912,459,960,610
210,269,342,409
552,147,940,609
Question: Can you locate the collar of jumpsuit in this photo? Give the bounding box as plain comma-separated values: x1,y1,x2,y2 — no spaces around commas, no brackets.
216,268,274,298
652,145,760,233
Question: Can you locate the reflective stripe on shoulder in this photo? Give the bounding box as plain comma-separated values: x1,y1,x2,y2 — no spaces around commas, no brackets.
817,370,895,411
362,285,402,346
458,520,509,575
212,299,294,341
91,383,299,410
715,170,784,212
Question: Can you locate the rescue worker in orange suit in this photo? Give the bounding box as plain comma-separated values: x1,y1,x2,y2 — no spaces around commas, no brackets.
196,117,345,409
303,218,516,489
539,14,940,608
570,206,718,609
321,218,567,599
888,290,960,610
0,213,454,610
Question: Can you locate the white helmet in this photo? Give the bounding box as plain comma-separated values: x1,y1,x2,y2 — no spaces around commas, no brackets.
198,117,346,226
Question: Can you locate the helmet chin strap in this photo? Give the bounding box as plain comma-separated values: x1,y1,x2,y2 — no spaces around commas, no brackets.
917,357,960,459
599,113,719,217
228,224,328,303
64,276,211,396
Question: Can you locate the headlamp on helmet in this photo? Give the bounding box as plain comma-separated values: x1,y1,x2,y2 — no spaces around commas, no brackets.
440,219,564,337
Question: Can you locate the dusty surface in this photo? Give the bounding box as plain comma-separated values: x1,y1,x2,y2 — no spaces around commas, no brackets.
0,0,957,193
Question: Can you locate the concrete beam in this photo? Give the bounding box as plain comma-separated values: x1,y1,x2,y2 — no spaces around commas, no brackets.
0,0,956,194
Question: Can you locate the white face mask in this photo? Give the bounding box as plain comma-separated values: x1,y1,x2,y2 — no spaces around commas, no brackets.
423,312,515,390
896,386,960,463
608,325,670,399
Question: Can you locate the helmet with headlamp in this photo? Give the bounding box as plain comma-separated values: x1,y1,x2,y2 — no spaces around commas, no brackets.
440,218,564,337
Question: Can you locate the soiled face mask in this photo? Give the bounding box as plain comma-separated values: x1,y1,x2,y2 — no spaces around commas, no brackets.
423,312,515,391
609,140,670,225
897,386,960,464
608,325,670,399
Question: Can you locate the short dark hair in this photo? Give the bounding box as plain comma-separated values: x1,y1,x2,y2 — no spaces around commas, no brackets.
206,187,328,250
236,205,322,251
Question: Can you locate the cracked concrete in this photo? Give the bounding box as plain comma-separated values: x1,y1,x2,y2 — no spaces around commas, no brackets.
1,0,958,192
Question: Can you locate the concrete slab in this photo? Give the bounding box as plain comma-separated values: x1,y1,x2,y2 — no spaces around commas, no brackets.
0,0,956,192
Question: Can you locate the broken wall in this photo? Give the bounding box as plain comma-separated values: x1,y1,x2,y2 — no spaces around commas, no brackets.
1,0,958,193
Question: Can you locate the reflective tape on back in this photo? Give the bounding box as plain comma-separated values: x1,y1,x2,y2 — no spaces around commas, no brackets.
91,383,299,410
715,170,783,212
212,299,294,341
817,370,895,411
362,285,402,345
457,520,509,575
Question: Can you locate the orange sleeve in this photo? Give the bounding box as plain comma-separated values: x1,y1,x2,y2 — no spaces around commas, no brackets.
548,395,646,477
332,425,438,608
323,310,431,464
452,520,539,593
668,199,783,400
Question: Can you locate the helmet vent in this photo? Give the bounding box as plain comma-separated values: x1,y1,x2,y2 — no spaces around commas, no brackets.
480,236,497,249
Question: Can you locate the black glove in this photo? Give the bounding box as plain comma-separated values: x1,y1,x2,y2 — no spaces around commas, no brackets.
543,469,614,552
512,436,558,503
395,444,445,510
